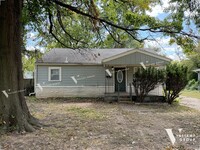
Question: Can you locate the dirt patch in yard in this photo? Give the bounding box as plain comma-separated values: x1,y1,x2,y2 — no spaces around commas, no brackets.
180,96,200,111
0,98,200,150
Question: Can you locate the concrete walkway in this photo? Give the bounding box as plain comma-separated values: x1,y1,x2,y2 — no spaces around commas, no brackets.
180,96,200,111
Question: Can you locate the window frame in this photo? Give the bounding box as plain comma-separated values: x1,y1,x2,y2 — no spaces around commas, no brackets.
48,67,62,81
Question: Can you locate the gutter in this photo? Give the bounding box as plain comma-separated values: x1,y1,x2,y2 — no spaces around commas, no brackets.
35,62,102,66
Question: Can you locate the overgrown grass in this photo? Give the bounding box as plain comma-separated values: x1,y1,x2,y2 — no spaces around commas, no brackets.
181,90,200,99
66,107,105,120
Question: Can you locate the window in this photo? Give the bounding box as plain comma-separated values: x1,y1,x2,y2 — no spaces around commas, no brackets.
48,67,61,81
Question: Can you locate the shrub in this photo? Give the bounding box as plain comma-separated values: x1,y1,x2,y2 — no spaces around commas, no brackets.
190,81,199,90
185,79,196,90
164,63,188,104
185,79,199,90
132,66,165,102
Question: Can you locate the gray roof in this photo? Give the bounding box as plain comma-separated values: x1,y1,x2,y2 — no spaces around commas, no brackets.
37,48,169,64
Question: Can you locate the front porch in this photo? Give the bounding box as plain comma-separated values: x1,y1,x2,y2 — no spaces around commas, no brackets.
104,65,165,102
104,92,165,103
104,66,164,95
104,92,132,103
102,49,170,102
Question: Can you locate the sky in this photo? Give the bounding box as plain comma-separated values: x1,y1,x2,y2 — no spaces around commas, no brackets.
144,0,185,60
143,0,199,60
26,0,198,61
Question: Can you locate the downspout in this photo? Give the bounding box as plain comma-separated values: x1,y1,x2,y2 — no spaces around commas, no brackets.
34,63,38,94
104,64,106,95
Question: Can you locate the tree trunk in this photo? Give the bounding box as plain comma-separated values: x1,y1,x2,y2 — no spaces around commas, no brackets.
0,0,40,132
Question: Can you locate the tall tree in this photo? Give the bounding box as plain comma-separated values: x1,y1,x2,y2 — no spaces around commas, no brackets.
0,0,199,132
0,0,41,132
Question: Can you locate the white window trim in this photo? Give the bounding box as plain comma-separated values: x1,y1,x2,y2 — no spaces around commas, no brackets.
48,67,62,81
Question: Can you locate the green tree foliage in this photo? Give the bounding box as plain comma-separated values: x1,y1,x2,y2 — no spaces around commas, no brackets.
22,0,199,50
164,63,188,104
167,0,200,28
166,0,200,52
22,55,35,72
185,79,200,90
180,42,200,81
132,66,165,102
22,49,43,73
23,0,149,49
180,59,198,81
186,43,200,69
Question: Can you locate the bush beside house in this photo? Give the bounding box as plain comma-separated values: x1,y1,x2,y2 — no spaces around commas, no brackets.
185,79,200,90
132,63,188,104
163,63,188,104
132,66,165,102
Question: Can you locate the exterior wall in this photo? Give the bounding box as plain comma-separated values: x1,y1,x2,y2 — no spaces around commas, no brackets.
126,66,163,96
35,58,166,98
104,52,169,66
35,86,106,98
35,65,110,98
127,84,163,96
36,65,106,86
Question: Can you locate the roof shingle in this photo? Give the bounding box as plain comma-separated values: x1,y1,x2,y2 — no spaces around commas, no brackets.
37,48,168,64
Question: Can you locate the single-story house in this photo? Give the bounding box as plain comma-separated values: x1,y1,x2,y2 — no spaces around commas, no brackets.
35,48,171,98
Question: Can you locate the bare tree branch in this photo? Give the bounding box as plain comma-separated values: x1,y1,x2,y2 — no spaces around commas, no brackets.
101,22,123,46
56,7,88,46
48,10,71,48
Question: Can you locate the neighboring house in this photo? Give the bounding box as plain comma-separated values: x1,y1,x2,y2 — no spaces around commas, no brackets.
193,69,200,90
35,48,171,98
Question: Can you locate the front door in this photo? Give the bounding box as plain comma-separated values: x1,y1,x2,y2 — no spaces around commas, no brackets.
115,68,126,92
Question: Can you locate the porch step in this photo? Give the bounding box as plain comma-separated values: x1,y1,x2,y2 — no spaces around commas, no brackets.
104,95,132,103
104,96,118,103
118,97,132,103
118,100,133,104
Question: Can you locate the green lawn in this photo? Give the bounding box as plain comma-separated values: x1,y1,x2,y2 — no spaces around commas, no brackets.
181,90,200,99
